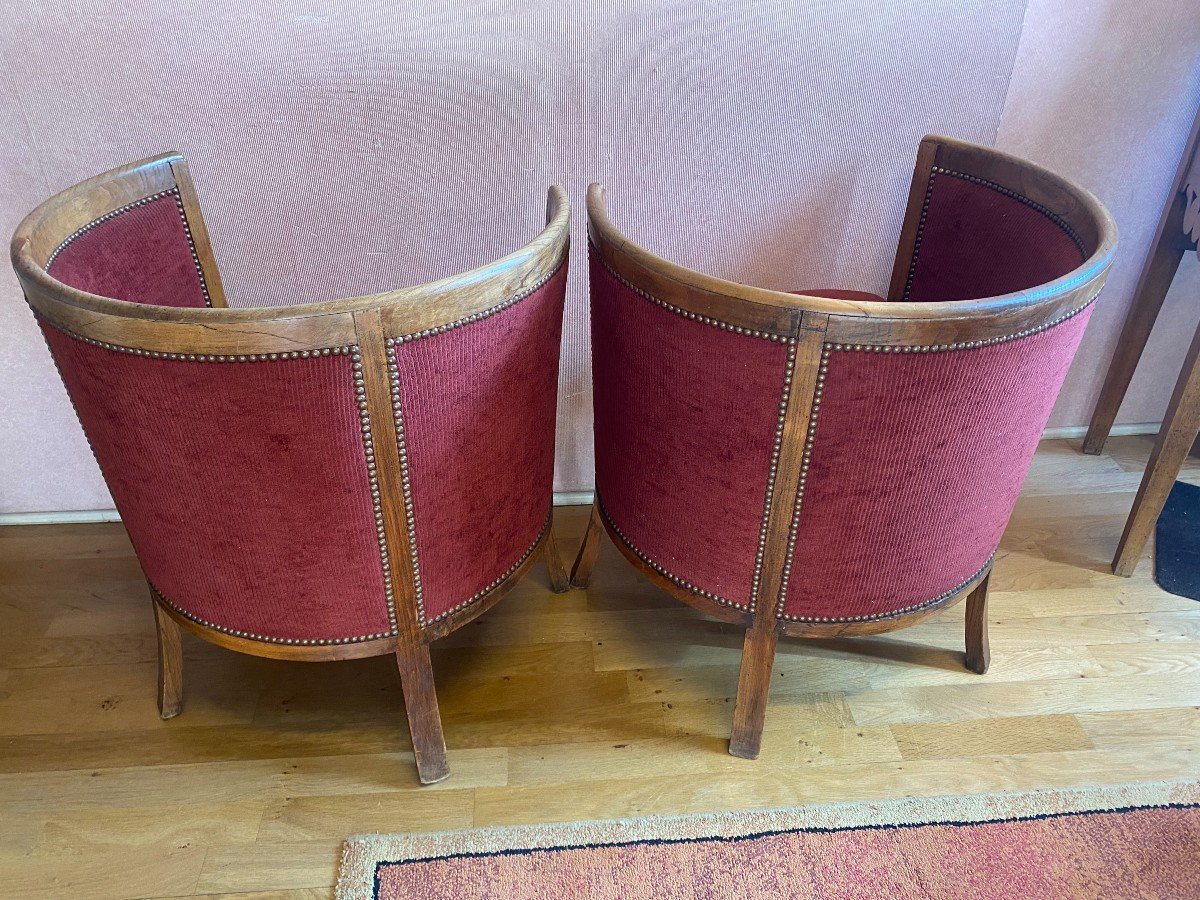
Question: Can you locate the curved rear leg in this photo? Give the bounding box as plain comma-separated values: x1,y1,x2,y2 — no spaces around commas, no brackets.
151,593,184,720
569,500,605,589
964,572,991,675
543,523,570,593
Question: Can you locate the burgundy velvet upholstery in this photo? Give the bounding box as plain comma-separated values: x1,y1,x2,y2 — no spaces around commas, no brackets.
46,192,211,308
392,264,567,624
903,172,1086,302
780,305,1093,622
42,326,392,642
590,247,790,609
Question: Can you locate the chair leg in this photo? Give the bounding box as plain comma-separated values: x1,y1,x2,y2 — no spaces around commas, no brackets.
152,599,184,720
1113,320,1200,576
569,500,604,589
964,572,991,675
543,525,570,594
729,620,779,759
394,642,450,784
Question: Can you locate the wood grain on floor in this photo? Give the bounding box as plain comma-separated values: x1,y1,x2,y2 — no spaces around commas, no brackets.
1,436,1198,898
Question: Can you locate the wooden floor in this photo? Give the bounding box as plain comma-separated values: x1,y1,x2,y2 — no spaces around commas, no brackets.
2,436,1199,898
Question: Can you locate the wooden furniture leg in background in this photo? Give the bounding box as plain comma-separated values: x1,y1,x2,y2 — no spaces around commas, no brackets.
1082,200,1187,454
1083,104,1200,455
1113,320,1200,576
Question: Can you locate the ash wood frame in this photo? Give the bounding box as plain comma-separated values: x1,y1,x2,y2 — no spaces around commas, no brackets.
573,134,1117,759
11,153,572,784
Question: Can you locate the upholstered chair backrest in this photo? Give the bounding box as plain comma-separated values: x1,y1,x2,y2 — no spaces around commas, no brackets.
13,155,570,650
587,135,1116,631
390,263,567,627
47,187,217,308
589,246,792,612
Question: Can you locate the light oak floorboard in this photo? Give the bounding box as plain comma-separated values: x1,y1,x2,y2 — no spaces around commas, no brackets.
0,437,1198,896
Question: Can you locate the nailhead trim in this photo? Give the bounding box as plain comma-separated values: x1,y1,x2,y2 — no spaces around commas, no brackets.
597,498,750,612
424,514,553,626
384,338,427,623
40,320,399,645
393,259,565,344
594,247,791,343
771,345,830,618
935,167,1086,256
150,583,394,645
901,167,1086,302
35,317,356,361
354,345,401,636
748,339,799,612
771,287,1088,620
172,192,216,308
828,291,1100,354
777,554,996,625
46,187,215,308
899,175,937,302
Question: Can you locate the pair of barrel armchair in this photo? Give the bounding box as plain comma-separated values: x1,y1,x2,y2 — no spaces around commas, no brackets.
10,136,1117,783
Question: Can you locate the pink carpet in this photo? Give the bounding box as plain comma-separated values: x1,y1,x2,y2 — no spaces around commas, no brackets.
338,782,1200,899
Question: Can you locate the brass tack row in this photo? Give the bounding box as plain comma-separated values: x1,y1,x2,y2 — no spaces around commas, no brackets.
776,554,996,624
748,339,800,613
597,499,748,612
383,339,428,623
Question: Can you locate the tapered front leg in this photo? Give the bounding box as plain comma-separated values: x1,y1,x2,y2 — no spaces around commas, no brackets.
152,596,184,719
729,619,779,759
569,500,605,589
395,642,450,784
964,572,991,675
543,525,570,593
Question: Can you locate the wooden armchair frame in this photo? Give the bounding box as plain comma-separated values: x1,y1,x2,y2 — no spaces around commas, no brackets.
11,154,571,783
572,134,1117,759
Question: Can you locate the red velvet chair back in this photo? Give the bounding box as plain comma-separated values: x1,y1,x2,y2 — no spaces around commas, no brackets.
12,154,570,650
586,135,1117,632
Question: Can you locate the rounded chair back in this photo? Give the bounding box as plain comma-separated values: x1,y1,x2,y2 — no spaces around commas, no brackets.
11,154,571,782
579,134,1116,757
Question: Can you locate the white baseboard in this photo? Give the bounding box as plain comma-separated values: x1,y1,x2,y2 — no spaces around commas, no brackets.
1041,423,1158,440
553,491,595,507
0,427,1161,526
0,493,598,526
0,508,124,525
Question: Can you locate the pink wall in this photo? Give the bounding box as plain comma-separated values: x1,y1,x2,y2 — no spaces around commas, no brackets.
2,1,1198,513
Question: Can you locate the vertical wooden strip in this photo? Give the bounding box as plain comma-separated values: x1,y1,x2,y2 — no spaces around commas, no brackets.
353,308,419,637
885,137,940,302
354,308,449,783
168,158,229,308
731,314,828,757
751,313,829,619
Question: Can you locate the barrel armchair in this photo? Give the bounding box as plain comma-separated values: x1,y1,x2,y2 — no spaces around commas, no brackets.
571,135,1118,759
11,154,571,783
